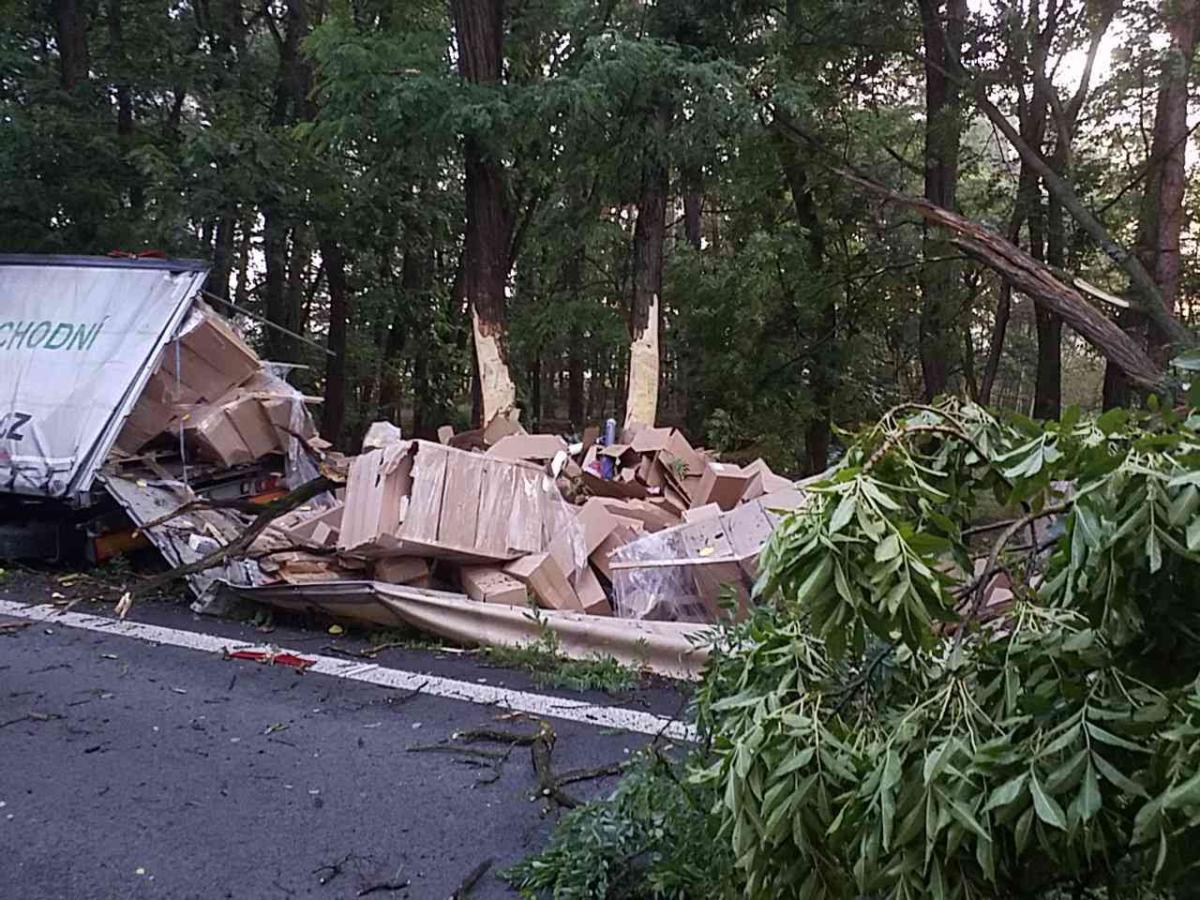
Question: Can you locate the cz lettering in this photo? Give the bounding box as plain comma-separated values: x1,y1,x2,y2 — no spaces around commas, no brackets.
0,411,31,441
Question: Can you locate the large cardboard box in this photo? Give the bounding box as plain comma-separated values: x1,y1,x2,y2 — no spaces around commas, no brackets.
504,553,581,611
460,566,528,606
691,462,754,511
373,557,431,587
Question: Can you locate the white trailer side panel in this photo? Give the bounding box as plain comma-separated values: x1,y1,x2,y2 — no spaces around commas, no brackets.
0,259,207,499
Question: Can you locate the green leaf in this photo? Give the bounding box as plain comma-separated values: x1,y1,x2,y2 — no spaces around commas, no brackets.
1014,806,1034,854
923,741,954,785
1146,528,1163,573
874,534,900,562
1030,773,1067,830
1171,348,1200,371
829,494,856,533
984,774,1027,811
1093,753,1147,797
1078,764,1101,821
1085,721,1146,753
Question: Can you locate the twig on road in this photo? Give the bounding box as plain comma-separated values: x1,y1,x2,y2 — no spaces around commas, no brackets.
450,859,494,898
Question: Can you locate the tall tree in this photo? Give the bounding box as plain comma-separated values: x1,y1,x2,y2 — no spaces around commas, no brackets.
451,0,517,426
1104,0,1199,406
625,101,670,428
916,0,969,400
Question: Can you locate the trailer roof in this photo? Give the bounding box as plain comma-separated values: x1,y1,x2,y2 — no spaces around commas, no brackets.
0,254,207,273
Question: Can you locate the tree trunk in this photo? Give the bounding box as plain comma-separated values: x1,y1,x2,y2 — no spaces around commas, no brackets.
625,120,669,429
1103,2,1198,405
262,211,289,360
1036,151,1068,420
451,0,516,426
52,0,89,91
917,0,968,400
562,243,586,428
320,239,350,445
1137,0,1196,362
106,0,141,212
682,166,703,250
205,213,236,302
260,0,309,361
780,143,836,474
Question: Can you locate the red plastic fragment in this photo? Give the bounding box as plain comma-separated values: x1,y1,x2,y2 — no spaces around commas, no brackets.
224,648,315,671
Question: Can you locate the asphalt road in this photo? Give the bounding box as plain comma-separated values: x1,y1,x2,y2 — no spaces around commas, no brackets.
0,582,689,899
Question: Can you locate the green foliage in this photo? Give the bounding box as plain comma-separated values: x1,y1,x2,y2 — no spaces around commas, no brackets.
504,748,734,900
706,400,1200,899
516,400,1200,899
483,620,640,694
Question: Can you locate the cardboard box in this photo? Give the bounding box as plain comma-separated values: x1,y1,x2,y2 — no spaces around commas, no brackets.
758,487,807,522
691,462,754,511
591,524,639,581
402,442,448,543
482,410,525,446
574,565,611,615
507,467,547,555
487,434,567,462
337,445,414,554
373,557,431,586
474,459,515,556
224,396,280,460
684,503,722,523
597,498,677,532
739,459,794,502
460,566,528,606
437,451,486,549
722,500,775,559
680,517,734,560
504,553,581,611
187,404,254,467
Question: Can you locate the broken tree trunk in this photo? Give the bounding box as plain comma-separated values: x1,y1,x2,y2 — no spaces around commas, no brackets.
832,168,1162,391
625,104,670,429
452,0,517,425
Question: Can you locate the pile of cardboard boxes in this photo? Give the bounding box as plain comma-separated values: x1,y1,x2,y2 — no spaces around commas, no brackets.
107,301,806,623
254,418,806,623
115,302,318,468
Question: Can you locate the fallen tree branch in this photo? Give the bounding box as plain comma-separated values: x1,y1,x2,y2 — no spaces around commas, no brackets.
954,502,1071,652
773,113,1168,388
450,858,494,899
530,724,581,808
125,475,335,602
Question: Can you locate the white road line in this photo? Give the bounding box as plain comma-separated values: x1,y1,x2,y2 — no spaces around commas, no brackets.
0,599,695,742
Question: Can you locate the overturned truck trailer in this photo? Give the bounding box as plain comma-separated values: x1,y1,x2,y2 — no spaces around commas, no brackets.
0,255,308,577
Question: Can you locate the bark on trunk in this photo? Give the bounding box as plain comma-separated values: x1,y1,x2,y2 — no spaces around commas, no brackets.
320,240,350,445
106,0,141,211
682,166,703,250
1138,0,1196,361
917,0,968,400
451,0,517,425
562,244,585,428
262,211,289,359
1103,2,1197,405
52,0,89,91
625,130,668,429
206,213,236,302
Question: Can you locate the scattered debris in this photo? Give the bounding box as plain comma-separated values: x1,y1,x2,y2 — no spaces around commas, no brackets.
223,647,316,670
0,255,814,672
